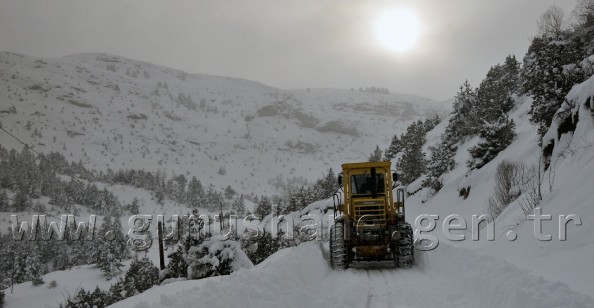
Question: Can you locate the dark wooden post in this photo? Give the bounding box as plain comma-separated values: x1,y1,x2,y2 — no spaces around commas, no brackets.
11,251,15,294
219,201,223,232
157,221,165,271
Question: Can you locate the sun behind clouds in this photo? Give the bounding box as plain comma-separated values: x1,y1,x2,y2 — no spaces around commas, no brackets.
373,8,421,53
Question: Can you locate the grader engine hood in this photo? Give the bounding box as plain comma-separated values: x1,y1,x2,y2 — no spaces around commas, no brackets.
353,198,387,229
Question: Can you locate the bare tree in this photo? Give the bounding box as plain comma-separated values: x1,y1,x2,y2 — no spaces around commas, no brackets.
573,0,594,25
487,161,522,220
537,5,567,38
518,155,546,216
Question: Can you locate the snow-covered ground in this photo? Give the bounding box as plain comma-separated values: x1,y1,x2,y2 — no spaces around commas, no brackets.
4,261,131,308
108,242,592,308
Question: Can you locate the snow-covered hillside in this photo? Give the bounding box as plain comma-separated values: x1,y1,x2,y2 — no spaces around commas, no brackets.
89,56,594,308
0,51,448,196
405,74,594,298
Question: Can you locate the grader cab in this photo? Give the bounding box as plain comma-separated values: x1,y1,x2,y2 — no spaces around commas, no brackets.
330,161,414,269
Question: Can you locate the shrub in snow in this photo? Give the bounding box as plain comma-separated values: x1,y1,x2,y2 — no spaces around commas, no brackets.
241,231,296,265
459,186,471,200
60,286,110,308
164,217,253,281
185,236,253,279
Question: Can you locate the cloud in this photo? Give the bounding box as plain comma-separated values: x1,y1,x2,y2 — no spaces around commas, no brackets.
0,0,579,100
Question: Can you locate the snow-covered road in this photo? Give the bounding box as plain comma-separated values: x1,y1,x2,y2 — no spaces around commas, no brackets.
110,241,593,308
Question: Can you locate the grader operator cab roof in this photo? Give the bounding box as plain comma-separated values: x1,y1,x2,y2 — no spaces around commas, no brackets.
341,161,392,170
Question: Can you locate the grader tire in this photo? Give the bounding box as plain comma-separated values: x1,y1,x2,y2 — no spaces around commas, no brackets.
396,222,414,268
330,222,348,269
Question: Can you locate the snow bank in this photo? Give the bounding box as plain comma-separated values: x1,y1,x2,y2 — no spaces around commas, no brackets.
109,242,329,308
109,241,593,308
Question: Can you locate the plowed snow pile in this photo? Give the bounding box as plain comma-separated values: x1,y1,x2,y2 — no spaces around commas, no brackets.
110,242,593,308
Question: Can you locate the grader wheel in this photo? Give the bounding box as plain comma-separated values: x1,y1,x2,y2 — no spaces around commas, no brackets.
329,221,348,269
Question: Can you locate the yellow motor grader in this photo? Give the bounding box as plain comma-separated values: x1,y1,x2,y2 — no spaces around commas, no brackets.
330,161,414,269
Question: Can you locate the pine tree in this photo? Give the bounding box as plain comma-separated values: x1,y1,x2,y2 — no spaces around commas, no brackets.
315,168,338,199
224,185,236,199
110,214,128,262
12,250,28,284
68,289,90,308
368,145,383,162
13,187,31,211
0,190,7,211
398,121,427,185
164,244,189,279
255,197,272,219
186,176,204,208
521,35,585,139
53,243,74,271
423,114,441,132
98,216,123,279
448,80,480,141
27,245,45,286
127,197,140,214
231,194,245,215
163,218,204,280
384,135,402,160
422,139,456,191
173,175,187,203
468,116,516,169
284,193,300,214
107,279,125,304
476,55,521,122
89,286,108,308
123,257,159,296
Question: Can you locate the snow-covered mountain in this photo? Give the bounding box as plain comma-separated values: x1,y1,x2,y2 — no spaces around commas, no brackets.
0,51,448,196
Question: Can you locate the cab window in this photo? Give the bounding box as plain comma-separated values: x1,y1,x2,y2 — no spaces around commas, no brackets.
350,174,385,195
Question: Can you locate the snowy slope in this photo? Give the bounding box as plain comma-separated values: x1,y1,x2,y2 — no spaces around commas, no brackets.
4,261,131,308
0,51,448,196
109,242,593,308
405,75,594,297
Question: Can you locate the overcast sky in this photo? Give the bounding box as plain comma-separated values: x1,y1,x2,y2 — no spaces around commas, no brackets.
0,0,579,101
